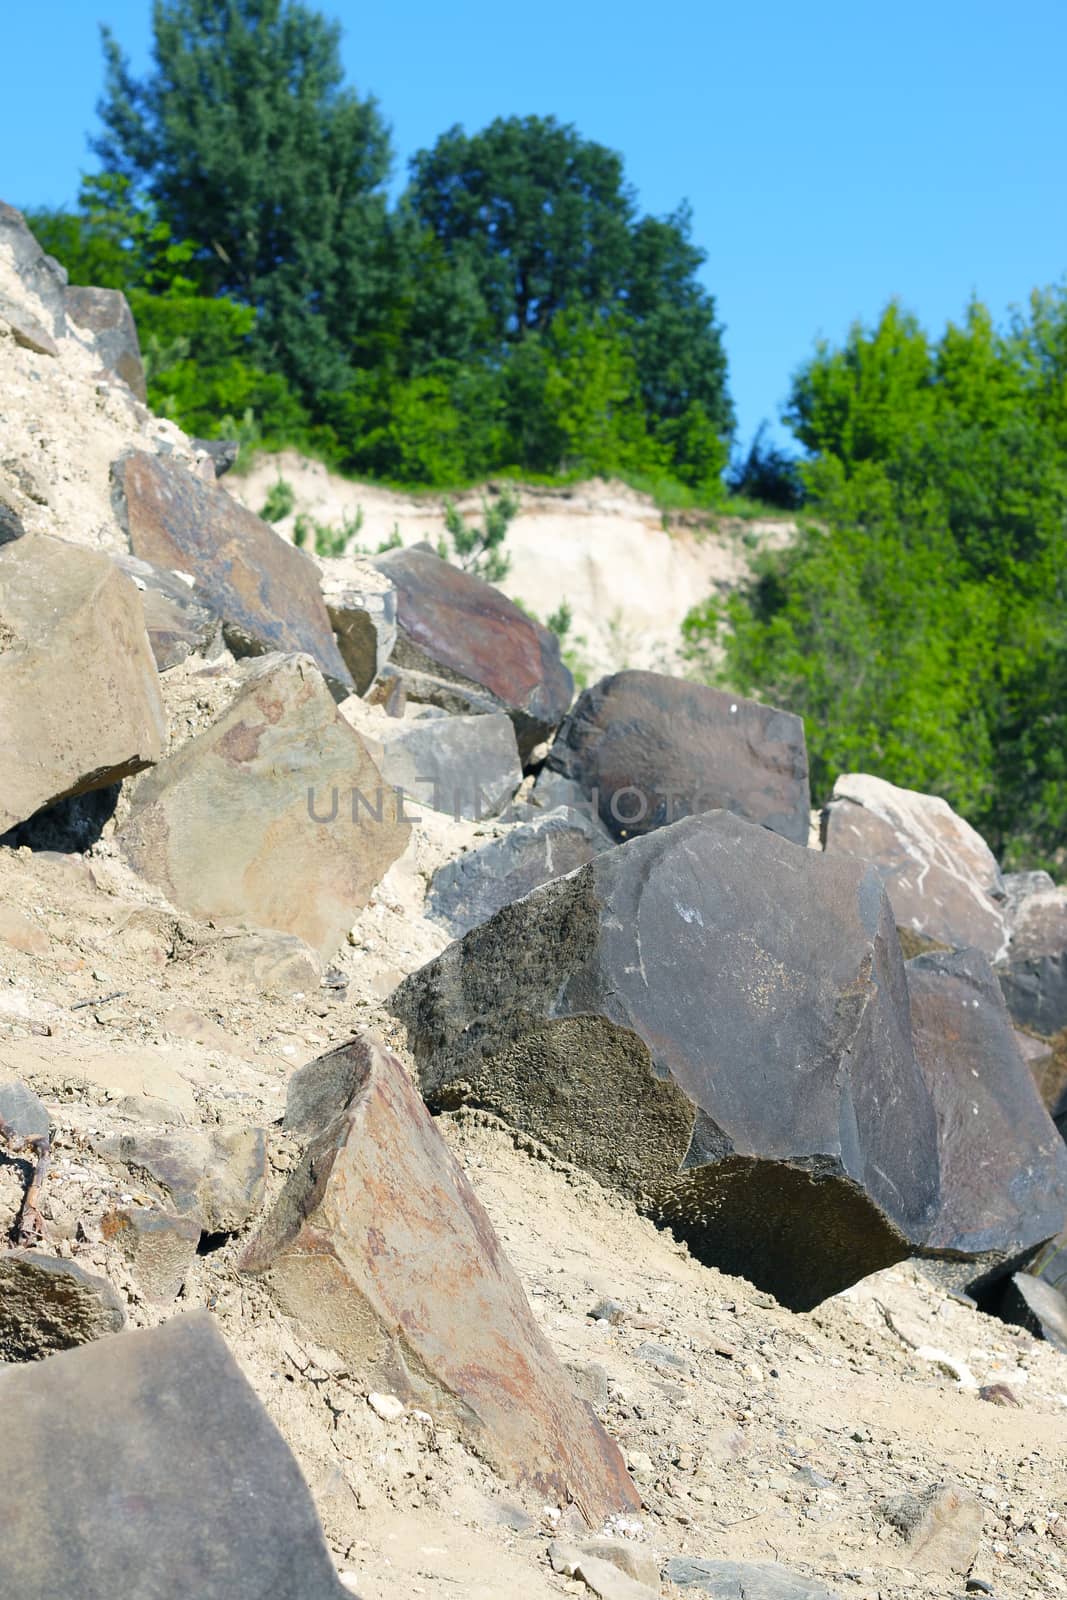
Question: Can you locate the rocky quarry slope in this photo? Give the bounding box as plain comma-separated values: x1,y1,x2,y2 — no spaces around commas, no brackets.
1,200,1067,1600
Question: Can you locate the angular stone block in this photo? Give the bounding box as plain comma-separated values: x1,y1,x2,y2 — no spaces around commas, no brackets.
546,670,811,844
374,544,573,757
112,450,353,697
821,773,1010,961
113,551,224,670
907,948,1067,1293
368,709,522,822
0,1313,347,1598
66,284,146,399
242,1036,639,1523
0,1251,125,1362
118,657,408,959
0,534,165,833
997,871,1067,1037
428,806,612,936
392,811,941,1310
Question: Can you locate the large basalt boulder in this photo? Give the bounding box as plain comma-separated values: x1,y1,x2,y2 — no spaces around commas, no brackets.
391,810,941,1310
111,450,353,698
821,773,1010,961
0,1314,347,1598
906,948,1067,1293
366,709,523,822
0,534,166,834
997,871,1067,1037
545,671,811,845
373,544,573,758
118,656,409,959
428,806,612,937
242,1035,639,1522
0,200,68,339
112,551,224,670
66,285,146,400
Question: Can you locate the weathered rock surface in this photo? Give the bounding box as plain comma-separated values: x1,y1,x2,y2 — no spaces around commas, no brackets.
374,544,573,757
821,773,1010,961
118,656,408,959
0,533,166,833
664,1558,841,1598
99,1125,266,1234
0,1251,125,1361
428,805,612,936
391,810,941,1310
66,284,146,399
0,1313,347,1598
0,200,68,338
0,290,59,356
367,709,522,822
549,1540,658,1599
101,1205,202,1301
882,1481,984,1577
907,948,1067,1293
997,870,1067,1036
190,436,239,477
0,483,24,545
112,449,353,696
241,1035,640,1523
546,671,811,844
113,551,224,670
321,564,397,693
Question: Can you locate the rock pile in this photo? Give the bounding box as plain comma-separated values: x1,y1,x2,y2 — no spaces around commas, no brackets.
2,197,1067,1599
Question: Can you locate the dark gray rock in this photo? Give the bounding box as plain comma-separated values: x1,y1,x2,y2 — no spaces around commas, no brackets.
391,810,940,1310
191,437,239,477
665,1558,841,1598
66,285,146,399
373,544,573,758
545,670,810,845
0,1078,50,1142
0,1312,347,1598
0,1252,125,1361
0,200,68,338
997,873,1067,1037
113,551,224,670
99,1126,266,1235
428,806,612,936
111,449,353,698
370,709,522,822
907,948,1067,1295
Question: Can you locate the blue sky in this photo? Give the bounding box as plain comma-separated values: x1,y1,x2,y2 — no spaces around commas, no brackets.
4,0,1065,453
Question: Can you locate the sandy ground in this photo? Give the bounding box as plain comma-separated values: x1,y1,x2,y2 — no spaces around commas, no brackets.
234,450,795,683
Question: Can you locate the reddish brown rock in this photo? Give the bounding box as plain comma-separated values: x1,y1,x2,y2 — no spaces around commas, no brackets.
242,1035,639,1524
907,948,1067,1294
101,1206,202,1301
111,450,353,697
66,285,146,399
546,670,811,844
0,533,165,834
374,545,573,757
822,773,1010,961
118,656,408,959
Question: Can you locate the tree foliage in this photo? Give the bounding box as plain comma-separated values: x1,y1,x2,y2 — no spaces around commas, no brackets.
685,293,1067,869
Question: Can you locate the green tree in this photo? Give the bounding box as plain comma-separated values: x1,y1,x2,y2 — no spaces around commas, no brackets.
685,291,1067,869
93,0,393,395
